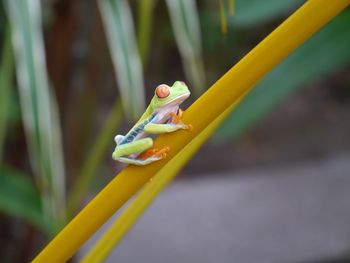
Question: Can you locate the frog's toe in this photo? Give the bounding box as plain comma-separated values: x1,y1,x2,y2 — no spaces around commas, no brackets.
179,123,193,131
139,146,170,160
155,146,170,158
185,124,193,131
157,146,170,154
170,112,182,124
139,148,158,160
139,148,157,159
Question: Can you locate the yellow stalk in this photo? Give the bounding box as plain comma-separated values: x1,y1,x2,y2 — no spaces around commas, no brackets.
33,1,350,262
80,96,244,262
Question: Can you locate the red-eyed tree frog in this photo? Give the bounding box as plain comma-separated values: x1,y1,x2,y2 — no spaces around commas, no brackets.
112,81,192,165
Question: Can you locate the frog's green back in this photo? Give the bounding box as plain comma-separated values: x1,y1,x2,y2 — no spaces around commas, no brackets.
134,101,154,125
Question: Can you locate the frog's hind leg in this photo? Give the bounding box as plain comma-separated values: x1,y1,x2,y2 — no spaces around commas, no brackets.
112,138,169,166
138,146,170,160
116,146,169,166
112,137,153,160
116,155,162,166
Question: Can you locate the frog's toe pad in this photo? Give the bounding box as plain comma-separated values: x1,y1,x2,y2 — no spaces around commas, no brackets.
145,150,168,160
139,146,170,160
156,146,170,158
149,152,167,160
182,123,193,131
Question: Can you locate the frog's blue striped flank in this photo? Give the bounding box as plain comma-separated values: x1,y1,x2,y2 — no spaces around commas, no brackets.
119,113,157,145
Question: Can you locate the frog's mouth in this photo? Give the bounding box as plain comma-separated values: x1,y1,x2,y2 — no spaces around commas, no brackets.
166,92,191,105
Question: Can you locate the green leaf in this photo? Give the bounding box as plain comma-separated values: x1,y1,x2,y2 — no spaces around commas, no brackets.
6,0,66,223
215,10,350,141
165,0,205,96
137,0,156,65
99,0,145,120
0,26,14,163
233,0,304,27
0,166,53,234
199,0,303,51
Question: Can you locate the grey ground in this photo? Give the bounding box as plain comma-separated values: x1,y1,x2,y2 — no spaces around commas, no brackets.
80,153,350,263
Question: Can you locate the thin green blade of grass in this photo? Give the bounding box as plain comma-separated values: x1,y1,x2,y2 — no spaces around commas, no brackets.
165,0,205,96
6,0,66,228
0,166,54,234
137,0,156,65
219,0,228,34
99,0,145,120
215,9,350,141
0,26,14,163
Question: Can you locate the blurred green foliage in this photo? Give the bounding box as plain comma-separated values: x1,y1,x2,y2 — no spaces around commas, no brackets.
0,26,13,163
233,0,303,27
215,9,350,141
137,0,156,65
99,0,145,120
0,166,53,233
165,0,205,95
6,0,66,228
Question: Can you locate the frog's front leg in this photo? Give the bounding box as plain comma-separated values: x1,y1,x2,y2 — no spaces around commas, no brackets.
144,123,185,134
112,138,169,166
170,108,184,123
145,111,192,134
170,109,193,131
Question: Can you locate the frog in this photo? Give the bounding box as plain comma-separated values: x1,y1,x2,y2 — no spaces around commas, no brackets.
112,81,192,165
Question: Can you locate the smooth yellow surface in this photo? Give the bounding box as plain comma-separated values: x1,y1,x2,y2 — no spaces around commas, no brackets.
33,1,350,262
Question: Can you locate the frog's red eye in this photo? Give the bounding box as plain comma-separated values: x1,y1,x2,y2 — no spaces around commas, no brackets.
155,85,170,98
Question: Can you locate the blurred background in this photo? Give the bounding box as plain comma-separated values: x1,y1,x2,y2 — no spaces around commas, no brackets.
0,0,350,262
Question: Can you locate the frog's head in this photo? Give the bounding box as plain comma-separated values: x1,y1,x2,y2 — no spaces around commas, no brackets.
151,81,190,109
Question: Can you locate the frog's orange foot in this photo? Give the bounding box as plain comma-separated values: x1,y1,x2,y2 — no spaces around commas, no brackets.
139,148,158,159
170,112,182,124
184,124,193,131
170,109,187,125
139,146,170,160
154,146,170,159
